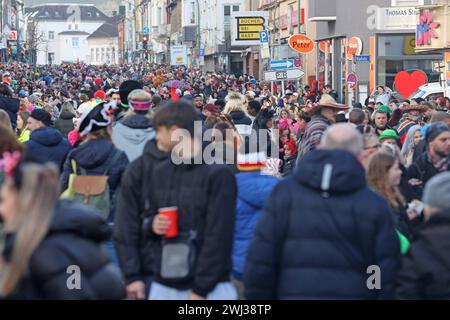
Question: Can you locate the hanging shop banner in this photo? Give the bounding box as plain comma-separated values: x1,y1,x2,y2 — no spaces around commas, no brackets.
170,45,188,66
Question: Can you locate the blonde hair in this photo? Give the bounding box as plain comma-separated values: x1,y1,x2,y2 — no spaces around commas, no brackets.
0,163,60,296
0,109,12,130
367,152,406,209
223,93,247,115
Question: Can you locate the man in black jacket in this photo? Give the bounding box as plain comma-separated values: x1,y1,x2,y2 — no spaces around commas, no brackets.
145,100,237,300
244,124,400,299
408,122,450,191
396,172,450,299
113,139,168,300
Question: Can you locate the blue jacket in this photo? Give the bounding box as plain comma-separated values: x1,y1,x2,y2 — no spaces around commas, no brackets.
232,172,278,280
25,127,71,169
244,150,400,300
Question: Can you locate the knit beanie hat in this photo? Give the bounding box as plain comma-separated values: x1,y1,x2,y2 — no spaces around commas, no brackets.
423,172,450,212
378,105,392,114
379,129,399,142
237,152,267,172
119,80,143,108
426,122,450,144
30,108,52,127
94,90,106,100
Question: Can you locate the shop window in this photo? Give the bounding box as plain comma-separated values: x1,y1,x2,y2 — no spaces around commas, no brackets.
377,35,442,90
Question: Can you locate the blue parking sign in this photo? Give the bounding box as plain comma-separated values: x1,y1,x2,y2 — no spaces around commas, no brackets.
259,30,269,44
143,27,150,35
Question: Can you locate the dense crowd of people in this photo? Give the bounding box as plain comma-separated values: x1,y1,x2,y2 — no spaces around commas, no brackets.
0,62,449,300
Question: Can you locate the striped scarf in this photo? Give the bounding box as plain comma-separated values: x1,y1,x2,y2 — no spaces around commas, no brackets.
298,115,330,160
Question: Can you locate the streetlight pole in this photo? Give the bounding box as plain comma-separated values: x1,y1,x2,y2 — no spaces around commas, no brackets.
195,0,200,69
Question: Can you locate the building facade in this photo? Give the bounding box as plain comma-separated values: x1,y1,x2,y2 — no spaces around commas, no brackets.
308,0,442,104
25,4,108,64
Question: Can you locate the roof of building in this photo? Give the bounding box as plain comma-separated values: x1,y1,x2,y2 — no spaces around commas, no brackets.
58,31,90,35
87,15,121,39
25,4,108,21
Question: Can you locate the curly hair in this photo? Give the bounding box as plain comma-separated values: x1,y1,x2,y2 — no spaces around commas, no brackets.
367,152,406,209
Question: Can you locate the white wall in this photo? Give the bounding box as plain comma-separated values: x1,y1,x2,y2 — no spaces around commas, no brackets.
87,37,119,64
57,34,89,63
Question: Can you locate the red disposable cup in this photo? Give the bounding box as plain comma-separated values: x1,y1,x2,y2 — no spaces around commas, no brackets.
159,207,178,238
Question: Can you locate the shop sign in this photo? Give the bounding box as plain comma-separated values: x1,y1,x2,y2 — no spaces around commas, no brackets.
377,7,418,30
319,40,332,53
289,34,314,54
416,9,440,47
231,11,269,46
346,37,363,61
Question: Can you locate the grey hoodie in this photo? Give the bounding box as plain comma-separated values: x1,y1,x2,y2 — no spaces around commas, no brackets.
112,114,155,162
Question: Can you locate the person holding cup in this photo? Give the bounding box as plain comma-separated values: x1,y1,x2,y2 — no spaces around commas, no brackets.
145,100,238,300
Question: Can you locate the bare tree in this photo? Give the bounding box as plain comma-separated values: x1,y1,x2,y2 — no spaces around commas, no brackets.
26,19,45,67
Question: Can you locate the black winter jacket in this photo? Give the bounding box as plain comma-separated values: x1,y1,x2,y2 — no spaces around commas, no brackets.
407,153,450,195
1,200,126,299
55,110,75,138
0,95,19,128
113,139,168,285
396,209,450,299
244,150,400,300
146,159,237,298
229,111,252,126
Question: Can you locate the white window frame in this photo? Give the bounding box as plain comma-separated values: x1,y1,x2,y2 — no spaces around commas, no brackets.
391,0,424,6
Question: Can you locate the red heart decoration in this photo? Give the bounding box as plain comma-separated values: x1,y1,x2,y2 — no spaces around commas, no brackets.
394,70,427,98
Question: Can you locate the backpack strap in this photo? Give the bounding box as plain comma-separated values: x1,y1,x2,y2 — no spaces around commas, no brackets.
103,150,124,176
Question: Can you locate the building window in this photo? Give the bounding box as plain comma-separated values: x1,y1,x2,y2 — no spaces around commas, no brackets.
157,7,162,25
391,0,424,6
91,48,95,61
233,5,239,12
72,37,79,47
96,48,100,62
101,48,105,62
48,31,54,40
88,11,92,17
75,24,78,30
68,24,72,30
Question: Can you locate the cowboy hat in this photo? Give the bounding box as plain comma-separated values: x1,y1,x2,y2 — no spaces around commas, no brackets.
400,101,428,113
306,94,349,114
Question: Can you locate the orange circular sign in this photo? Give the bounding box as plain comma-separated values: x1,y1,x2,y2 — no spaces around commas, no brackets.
319,40,332,53
346,37,363,60
289,34,315,54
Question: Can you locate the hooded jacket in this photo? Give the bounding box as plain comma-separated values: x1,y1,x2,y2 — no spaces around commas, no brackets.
2,200,126,299
25,127,72,169
244,149,400,300
232,172,278,280
396,209,450,299
112,114,155,162
113,139,168,285
55,110,75,138
0,95,19,128
60,138,129,221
